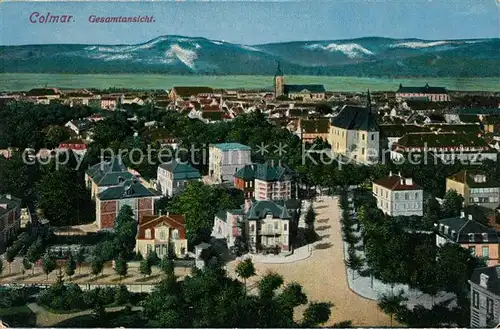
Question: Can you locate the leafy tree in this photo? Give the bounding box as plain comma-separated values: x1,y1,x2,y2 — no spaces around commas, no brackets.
114,285,130,306
41,253,57,280
114,256,128,280
258,272,284,300
139,258,152,277
92,302,106,319
26,238,44,275
304,204,316,230
441,189,464,218
76,247,86,274
5,246,19,274
235,258,256,292
0,259,3,277
279,282,308,310
159,255,175,277
345,246,364,280
378,291,407,327
302,302,333,327
423,196,441,229
65,253,76,280
22,257,32,274
91,257,104,279
147,250,160,266
114,205,137,257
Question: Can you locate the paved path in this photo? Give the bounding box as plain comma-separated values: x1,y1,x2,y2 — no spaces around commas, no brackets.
26,303,142,327
226,195,390,326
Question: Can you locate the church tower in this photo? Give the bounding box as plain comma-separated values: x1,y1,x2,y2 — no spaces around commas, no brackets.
274,62,284,98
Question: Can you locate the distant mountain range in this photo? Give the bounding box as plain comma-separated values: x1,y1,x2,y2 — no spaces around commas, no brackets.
1,35,499,77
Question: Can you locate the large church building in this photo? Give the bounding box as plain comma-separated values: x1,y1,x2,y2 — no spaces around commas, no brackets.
274,64,326,101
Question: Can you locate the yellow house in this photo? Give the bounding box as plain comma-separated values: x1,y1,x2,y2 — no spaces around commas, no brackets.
446,170,500,209
136,214,188,258
328,103,380,164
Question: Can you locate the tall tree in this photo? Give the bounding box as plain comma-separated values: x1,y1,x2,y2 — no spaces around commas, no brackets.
114,255,128,281
91,257,104,279
345,246,364,280
279,282,308,310
65,253,76,280
139,258,152,278
301,302,333,327
75,247,85,275
114,205,137,257
441,190,464,219
159,255,175,277
378,291,407,327
304,204,316,230
41,253,57,281
235,258,256,292
5,246,19,275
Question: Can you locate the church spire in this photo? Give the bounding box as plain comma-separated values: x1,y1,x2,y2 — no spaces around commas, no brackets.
275,62,283,77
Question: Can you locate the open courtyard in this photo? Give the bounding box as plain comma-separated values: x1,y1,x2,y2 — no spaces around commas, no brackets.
226,195,391,326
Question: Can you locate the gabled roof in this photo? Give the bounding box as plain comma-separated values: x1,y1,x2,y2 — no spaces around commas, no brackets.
246,200,291,220
330,105,379,131
397,84,447,94
470,266,500,295
284,84,326,94
211,143,251,151
171,86,214,97
373,175,422,191
437,215,499,244
300,119,330,134
97,179,157,201
379,124,429,138
137,214,186,239
26,88,61,96
234,162,292,182
0,194,21,217
397,132,489,148
86,157,134,187
158,160,201,180
67,119,92,130
447,169,500,188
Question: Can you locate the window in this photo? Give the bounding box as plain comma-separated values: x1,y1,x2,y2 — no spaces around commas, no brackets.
371,134,375,141
361,148,365,155
267,224,272,232
415,193,418,199
487,298,494,315
469,246,476,255
473,291,479,308
362,134,365,141
159,228,167,241
145,229,151,239
395,193,399,200
172,229,179,240
274,222,278,230
482,246,490,259
250,224,255,232
284,223,287,231
404,193,409,200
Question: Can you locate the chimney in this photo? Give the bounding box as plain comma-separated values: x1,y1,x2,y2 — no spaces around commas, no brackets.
398,171,401,177
480,273,489,288
166,212,170,217
389,171,393,177
244,199,252,212
400,179,404,185
460,211,465,218
468,214,473,221
405,178,413,185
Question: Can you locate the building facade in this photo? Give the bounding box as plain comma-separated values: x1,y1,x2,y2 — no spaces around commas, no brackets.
157,160,201,197
372,173,423,217
436,213,500,266
135,213,188,258
273,64,326,101
168,86,214,102
396,84,450,102
329,104,380,164
95,179,157,230
234,161,293,200
0,194,22,251
212,199,291,254
209,143,252,183
469,266,500,327
446,170,500,209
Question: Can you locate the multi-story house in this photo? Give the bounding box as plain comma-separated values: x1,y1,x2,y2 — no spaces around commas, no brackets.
329,104,380,164
209,143,252,183
0,194,22,251
298,118,330,144
446,170,500,209
100,95,119,110
58,138,88,156
65,119,92,137
135,213,188,258
212,199,291,254
234,161,293,200
372,173,423,217
396,83,450,102
157,160,201,197
436,212,499,266
85,156,135,199
25,88,62,104
469,265,500,327
391,132,498,163
95,178,158,230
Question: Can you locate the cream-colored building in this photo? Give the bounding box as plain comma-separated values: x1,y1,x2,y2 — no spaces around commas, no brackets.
372,173,423,217
329,104,380,164
209,143,252,183
136,214,188,258
446,170,500,209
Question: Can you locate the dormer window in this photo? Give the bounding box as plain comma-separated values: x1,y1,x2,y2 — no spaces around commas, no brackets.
469,233,475,242
483,233,488,242
444,226,449,235
172,229,179,240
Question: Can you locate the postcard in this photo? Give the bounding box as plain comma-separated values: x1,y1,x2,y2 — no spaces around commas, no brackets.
0,0,499,328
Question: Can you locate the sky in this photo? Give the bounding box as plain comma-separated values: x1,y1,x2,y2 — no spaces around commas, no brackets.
0,0,498,45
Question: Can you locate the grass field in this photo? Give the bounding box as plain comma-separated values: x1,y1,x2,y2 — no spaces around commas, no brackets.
1,74,499,92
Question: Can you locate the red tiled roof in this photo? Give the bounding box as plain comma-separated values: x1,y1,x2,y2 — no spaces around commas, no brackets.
137,214,186,240
373,175,422,191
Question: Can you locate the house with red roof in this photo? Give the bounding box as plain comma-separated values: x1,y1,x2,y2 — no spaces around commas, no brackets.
135,213,188,258
372,172,423,217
